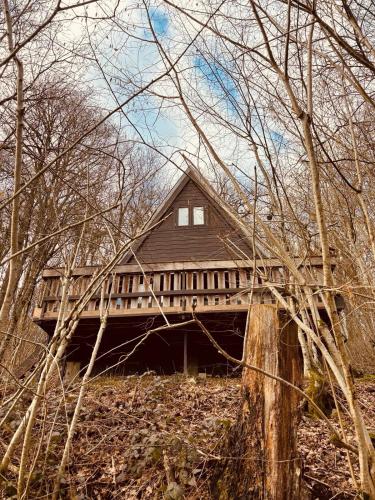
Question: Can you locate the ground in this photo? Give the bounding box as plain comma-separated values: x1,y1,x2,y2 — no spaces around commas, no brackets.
1,375,374,499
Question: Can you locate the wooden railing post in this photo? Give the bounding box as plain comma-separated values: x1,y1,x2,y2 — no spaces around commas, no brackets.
215,304,303,499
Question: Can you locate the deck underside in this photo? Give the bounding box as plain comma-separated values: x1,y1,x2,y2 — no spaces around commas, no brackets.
38,312,247,375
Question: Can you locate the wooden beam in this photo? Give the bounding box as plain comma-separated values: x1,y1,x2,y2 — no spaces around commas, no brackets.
42,286,284,301
35,303,251,322
34,296,339,322
41,255,330,277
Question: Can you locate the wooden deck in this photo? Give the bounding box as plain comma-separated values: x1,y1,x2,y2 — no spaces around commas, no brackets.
33,258,326,322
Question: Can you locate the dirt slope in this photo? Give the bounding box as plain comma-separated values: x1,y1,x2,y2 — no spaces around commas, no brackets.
2,375,374,499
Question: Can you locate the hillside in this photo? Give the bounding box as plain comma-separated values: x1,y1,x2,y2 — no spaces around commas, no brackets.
3,374,374,499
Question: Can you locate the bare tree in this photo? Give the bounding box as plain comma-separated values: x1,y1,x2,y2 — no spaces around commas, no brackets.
139,0,375,495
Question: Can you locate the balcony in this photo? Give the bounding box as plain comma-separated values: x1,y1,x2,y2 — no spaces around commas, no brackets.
33,258,311,322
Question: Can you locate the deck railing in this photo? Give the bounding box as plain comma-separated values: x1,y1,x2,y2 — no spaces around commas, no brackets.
33,258,326,320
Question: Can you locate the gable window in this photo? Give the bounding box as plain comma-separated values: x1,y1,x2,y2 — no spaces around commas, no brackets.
193,206,205,225
176,206,206,226
177,207,189,226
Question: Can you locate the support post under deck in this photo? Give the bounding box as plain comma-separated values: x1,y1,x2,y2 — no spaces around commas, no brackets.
183,333,188,375
64,361,81,384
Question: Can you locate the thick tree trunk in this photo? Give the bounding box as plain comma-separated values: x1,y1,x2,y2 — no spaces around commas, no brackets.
214,304,303,499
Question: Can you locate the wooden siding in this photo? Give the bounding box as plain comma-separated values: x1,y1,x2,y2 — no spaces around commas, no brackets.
125,179,253,264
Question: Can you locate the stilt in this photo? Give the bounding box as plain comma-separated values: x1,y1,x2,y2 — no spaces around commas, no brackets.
183,333,188,375
64,361,81,384
183,333,198,375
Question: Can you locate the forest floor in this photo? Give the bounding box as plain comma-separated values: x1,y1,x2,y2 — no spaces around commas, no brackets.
2,374,375,499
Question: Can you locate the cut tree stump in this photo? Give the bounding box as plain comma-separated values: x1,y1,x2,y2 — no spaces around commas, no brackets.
214,304,303,499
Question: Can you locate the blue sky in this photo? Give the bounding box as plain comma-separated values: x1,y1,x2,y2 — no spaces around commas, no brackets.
194,55,240,112
83,3,286,174
143,6,169,40
149,8,169,37
65,2,289,174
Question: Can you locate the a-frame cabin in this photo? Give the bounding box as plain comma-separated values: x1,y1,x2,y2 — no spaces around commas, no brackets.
123,167,254,265
33,168,327,375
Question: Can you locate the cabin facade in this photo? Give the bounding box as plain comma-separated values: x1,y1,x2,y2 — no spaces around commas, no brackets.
33,168,330,375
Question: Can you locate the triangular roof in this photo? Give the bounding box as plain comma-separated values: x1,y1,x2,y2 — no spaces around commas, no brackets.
122,165,265,264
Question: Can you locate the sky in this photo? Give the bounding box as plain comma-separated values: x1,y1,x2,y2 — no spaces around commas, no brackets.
58,0,289,189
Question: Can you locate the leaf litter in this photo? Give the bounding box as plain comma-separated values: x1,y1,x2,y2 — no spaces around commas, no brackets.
1,374,374,499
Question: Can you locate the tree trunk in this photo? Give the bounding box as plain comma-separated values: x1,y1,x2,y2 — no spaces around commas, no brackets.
0,0,24,360
214,304,303,499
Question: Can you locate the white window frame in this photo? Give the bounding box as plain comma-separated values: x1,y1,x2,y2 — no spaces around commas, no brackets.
193,206,205,225
177,207,189,226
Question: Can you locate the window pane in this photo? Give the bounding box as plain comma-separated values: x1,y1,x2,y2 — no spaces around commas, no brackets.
178,207,189,226
193,206,204,225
